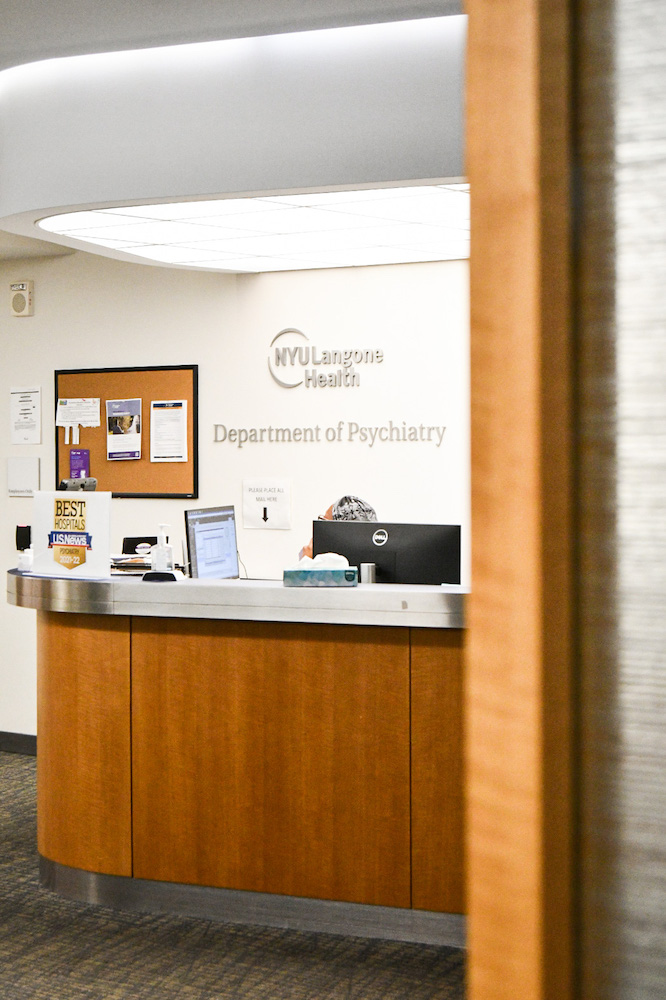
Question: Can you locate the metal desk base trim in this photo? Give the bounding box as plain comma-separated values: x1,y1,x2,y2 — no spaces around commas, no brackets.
39,856,466,949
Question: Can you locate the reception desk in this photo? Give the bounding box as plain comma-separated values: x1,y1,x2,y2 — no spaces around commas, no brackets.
8,571,466,946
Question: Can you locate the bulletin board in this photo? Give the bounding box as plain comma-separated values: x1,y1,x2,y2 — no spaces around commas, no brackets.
54,365,198,498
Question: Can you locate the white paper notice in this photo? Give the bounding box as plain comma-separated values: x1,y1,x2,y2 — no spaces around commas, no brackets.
150,400,188,462
106,398,142,460
242,479,292,530
10,386,41,444
55,398,101,428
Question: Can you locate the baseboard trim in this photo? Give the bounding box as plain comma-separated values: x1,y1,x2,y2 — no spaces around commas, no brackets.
0,732,36,755
39,856,466,949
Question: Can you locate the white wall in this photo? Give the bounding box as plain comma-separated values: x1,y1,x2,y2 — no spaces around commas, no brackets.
0,250,468,735
228,262,469,578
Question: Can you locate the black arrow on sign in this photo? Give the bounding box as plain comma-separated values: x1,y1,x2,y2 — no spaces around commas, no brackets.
262,507,269,522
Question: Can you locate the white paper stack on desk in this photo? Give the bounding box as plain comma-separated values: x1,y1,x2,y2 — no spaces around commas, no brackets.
110,554,151,575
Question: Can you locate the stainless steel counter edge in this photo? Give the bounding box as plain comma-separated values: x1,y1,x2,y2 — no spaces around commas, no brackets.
7,570,466,628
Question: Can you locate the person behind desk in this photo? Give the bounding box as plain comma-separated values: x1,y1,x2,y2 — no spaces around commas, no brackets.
299,495,377,560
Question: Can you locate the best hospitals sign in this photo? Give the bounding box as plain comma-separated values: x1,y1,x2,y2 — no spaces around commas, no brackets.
30,491,111,578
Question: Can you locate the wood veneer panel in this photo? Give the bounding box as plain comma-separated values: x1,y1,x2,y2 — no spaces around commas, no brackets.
411,628,464,913
131,618,411,907
466,1,573,998
36,611,132,875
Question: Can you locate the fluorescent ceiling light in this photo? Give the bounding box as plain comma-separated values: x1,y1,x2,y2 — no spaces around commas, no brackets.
38,185,469,273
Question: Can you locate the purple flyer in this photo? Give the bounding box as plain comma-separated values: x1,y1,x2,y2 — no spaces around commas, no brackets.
69,449,90,479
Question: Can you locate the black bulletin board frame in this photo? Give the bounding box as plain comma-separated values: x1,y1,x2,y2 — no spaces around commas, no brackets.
54,364,199,499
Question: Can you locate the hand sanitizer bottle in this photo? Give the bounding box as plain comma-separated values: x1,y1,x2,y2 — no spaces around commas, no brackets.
151,524,174,573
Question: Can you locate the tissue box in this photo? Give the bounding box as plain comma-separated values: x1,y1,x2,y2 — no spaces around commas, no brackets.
283,567,358,587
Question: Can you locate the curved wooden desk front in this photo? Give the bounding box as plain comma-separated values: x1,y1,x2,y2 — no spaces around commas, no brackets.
9,573,466,928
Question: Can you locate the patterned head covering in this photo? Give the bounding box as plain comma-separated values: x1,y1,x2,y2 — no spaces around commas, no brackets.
331,496,377,522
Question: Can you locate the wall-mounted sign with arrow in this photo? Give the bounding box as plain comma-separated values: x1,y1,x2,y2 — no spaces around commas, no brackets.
242,478,291,530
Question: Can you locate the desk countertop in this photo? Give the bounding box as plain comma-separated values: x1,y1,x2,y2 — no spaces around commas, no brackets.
7,570,466,629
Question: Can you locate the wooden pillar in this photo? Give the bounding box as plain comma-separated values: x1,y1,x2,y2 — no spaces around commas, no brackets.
465,2,574,998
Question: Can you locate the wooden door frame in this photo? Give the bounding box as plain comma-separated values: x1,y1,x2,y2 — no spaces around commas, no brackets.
465,2,574,998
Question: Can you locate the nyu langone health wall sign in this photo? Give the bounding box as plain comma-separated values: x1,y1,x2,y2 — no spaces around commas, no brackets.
213,326,448,448
268,328,383,389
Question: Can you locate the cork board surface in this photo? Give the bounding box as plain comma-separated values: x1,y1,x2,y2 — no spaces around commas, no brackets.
55,366,198,498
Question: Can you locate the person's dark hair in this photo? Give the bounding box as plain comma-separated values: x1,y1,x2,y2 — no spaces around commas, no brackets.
331,496,377,521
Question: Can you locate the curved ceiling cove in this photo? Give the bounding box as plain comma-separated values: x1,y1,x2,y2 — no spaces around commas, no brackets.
0,17,465,270
0,1,464,73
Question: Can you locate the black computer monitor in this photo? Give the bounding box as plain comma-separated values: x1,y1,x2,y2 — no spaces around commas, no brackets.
184,505,239,579
312,521,461,585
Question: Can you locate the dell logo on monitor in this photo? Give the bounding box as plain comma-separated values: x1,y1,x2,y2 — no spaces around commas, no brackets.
372,528,389,546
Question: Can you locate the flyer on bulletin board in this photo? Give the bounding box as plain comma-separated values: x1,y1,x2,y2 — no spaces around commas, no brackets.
106,398,141,460
150,399,188,462
69,449,90,479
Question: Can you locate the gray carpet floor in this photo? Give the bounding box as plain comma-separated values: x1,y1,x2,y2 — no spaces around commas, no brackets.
0,752,465,999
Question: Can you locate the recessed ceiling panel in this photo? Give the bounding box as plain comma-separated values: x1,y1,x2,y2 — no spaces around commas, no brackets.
37,185,470,272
